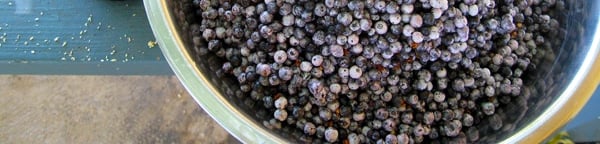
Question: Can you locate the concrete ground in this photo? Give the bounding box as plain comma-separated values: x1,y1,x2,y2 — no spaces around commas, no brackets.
0,75,239,143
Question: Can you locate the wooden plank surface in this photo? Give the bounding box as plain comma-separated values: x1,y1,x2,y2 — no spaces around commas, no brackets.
0,0,171,75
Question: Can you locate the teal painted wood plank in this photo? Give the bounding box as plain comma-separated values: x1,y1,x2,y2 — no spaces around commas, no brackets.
0,0,172,75
0,61,172,75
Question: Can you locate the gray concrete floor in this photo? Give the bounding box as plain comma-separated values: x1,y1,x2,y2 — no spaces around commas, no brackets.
0,75,238,143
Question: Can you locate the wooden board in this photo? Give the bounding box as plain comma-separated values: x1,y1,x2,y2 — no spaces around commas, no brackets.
0,0,171,75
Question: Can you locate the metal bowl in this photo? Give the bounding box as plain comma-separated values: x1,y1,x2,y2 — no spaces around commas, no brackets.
144,0,600,143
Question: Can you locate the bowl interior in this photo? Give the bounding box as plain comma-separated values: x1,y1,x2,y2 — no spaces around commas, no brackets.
159,0,599,143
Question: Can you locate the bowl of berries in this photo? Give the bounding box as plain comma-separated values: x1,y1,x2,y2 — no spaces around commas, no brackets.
144,0,600,143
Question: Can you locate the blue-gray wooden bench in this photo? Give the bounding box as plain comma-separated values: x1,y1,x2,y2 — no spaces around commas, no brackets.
0,0,171,75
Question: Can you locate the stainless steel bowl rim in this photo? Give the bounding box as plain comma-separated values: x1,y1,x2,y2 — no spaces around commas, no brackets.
143,0,600,143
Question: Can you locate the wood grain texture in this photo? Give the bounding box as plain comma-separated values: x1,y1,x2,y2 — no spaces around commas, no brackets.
0,0,171,75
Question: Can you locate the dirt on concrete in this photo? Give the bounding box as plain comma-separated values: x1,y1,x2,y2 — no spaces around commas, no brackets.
0,75,238,143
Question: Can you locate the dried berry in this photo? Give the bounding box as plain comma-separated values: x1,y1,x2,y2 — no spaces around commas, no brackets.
188,0,564,142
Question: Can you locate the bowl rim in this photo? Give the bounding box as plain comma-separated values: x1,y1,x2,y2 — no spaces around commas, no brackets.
143,0,600,143
500,3,600,143
144,0,286,143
